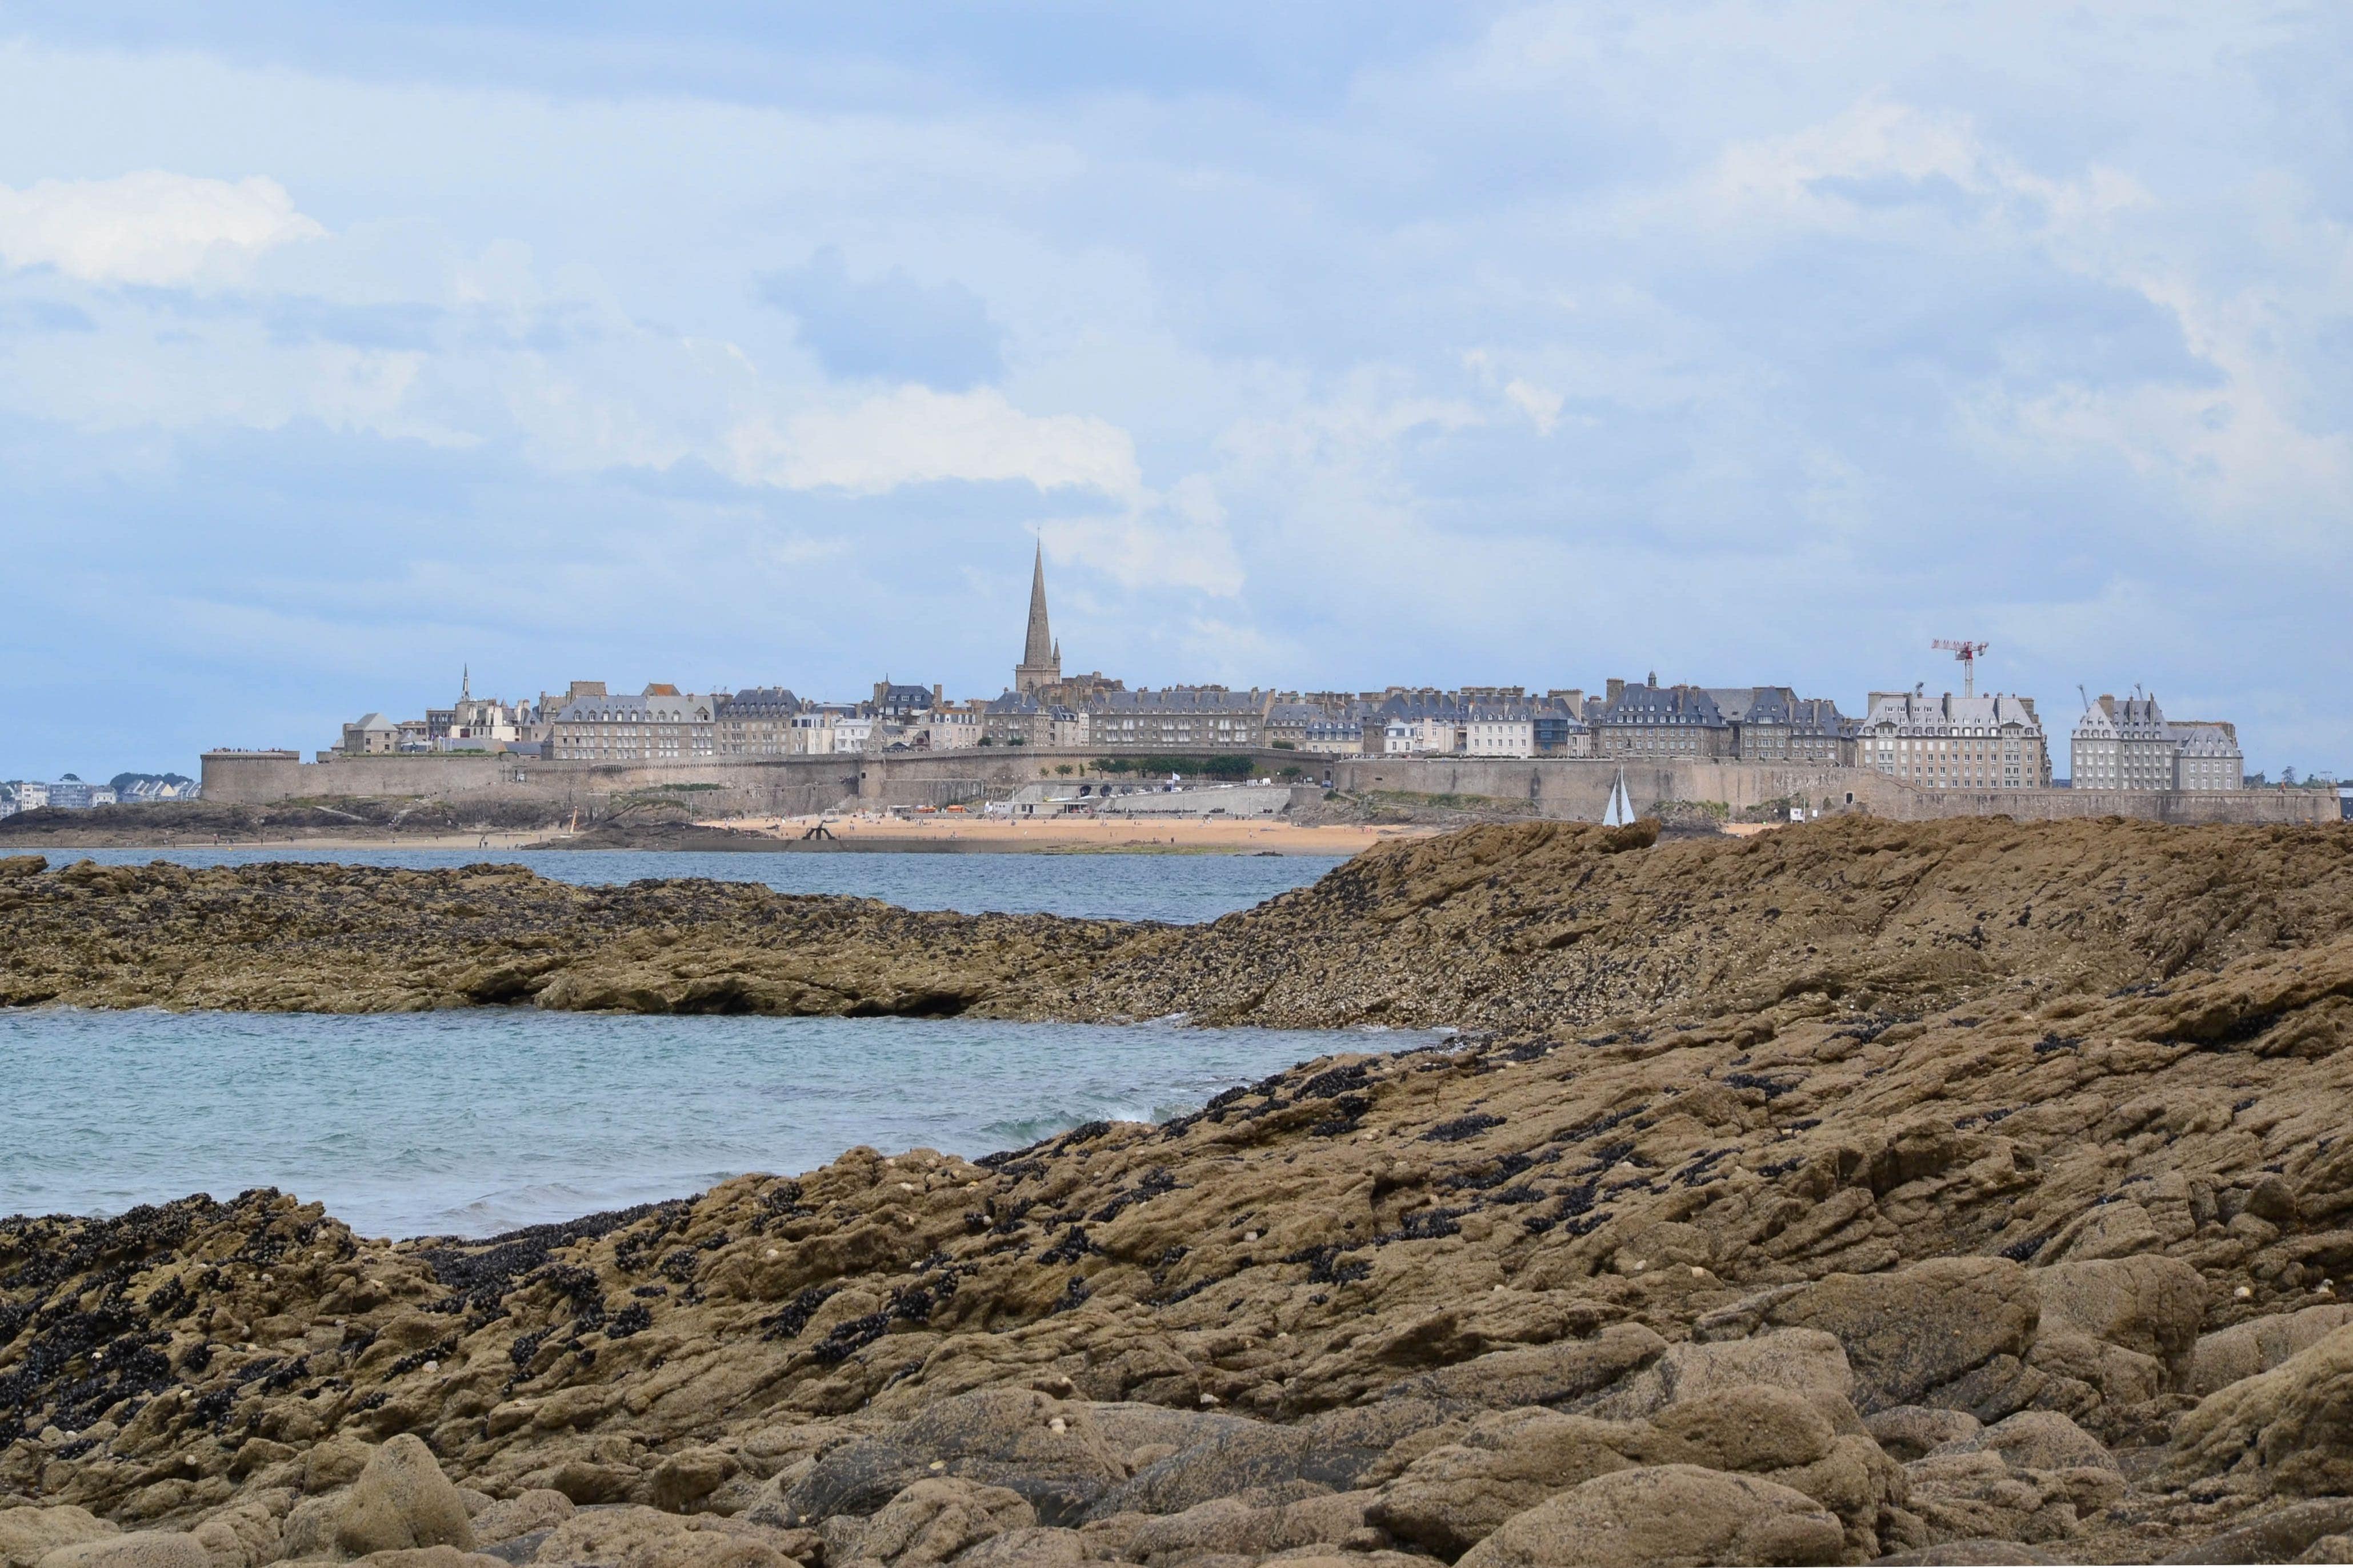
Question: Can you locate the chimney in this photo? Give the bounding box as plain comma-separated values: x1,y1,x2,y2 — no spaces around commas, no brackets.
933,683,943,707
1607,678,1626,704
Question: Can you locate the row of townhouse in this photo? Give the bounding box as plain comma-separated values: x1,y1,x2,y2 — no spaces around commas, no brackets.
345,676,985,762
547,681,988,761
981,686,1276,749
333,654,2247,791
0,775,132,815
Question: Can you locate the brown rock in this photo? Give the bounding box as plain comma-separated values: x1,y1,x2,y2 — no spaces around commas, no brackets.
653,1449,743,1513
1767,1259,2040,1413
0,1507,118,1568
1649,1386,1838,1473
346,1550,507,1568
2159,1498,2353,1563
1379,1324,1667,1410
2190,1306,2353,1395
1932,1412,2117,1475
1368,1409,1647,1557
1590,1330,1854,1419
466,1490,572,1546
951,1525,1089,1567
31,1535,208,1568
1454,1463,1846,1568
1865,1407,1983,1463
333,1435,476,1558
527,1507,796,1568
2032,1256,2206,1387
851,1477,1035,1566
1899,1452,2108,1546
2170,1323,2353,1495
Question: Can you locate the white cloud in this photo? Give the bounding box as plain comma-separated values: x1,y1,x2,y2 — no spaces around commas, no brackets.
0,171,323,286
1043,473,1244,597
727,386,1143,499
1503,378,1564,435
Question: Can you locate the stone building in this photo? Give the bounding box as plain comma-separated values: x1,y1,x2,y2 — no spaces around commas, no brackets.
1858,690,2049,789
1707,687,1856,764
981,692,1047,747
1088,687,1271,751
1267,701,1368,753
919,704,986,751
549,685,718,761
2173,721,2246,791
2071,694,2244,791
339,713,398,756
1532,703,1593,758
1264,703,1327,750
1590,676,1733,760
1363,691,1465,756
870,681,942,722
1299,717,1366,754
714,688,802,757
2070,694,2173,792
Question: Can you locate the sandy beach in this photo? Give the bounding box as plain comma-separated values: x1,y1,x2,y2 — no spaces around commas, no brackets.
705,811,1438,855
3,817,1435,856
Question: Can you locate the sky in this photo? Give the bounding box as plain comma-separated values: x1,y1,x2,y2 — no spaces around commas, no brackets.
2,3,2350,781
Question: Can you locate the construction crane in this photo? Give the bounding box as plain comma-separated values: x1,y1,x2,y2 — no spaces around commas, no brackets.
1932,639,1990,697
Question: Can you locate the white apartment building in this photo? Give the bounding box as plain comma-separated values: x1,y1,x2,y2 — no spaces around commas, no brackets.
1463,709,1537,757
790,708,875,755
1858,691,2050,790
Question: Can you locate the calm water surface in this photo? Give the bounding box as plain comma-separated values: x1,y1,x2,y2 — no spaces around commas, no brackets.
2,1010,1436,1239
6,852,1398,1237
61,848,1344,924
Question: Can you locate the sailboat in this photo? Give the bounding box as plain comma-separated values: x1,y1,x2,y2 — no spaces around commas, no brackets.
1602,769,1635,827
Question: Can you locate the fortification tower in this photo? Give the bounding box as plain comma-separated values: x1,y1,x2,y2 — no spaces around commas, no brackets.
1014,542,1062,694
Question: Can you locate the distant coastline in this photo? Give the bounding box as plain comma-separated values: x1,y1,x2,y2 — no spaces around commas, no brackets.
0,817,1418,857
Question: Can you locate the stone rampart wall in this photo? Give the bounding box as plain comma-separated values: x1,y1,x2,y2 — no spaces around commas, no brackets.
1324,755,2338,825
206,748,2340,827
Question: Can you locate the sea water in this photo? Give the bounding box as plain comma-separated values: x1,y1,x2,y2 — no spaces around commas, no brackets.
4,852,1407,1238
0,1011,1427,1239
58,848,1347,925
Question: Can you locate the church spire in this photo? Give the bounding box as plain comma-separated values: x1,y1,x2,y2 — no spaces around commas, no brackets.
462,664,471,703
1014,541,1063,694
1023,542,1053,668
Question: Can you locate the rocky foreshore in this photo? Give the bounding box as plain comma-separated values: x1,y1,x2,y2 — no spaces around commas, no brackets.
9,817,2353,1565
10,815,2353,1025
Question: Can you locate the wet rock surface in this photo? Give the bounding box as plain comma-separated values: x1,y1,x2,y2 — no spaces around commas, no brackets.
9,817,2353,1562
0,858,1133,1016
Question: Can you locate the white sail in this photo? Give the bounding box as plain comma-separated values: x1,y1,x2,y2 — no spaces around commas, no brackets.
1602,770,1634,827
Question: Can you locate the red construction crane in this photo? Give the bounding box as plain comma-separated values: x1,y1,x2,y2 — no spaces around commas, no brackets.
1932,639,1990,697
